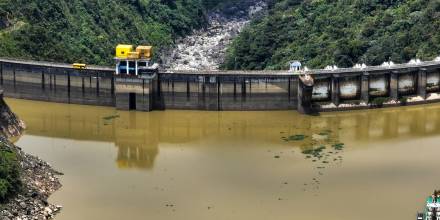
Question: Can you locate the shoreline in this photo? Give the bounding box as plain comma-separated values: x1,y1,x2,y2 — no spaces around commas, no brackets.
0,96,62,220
0,140,62,220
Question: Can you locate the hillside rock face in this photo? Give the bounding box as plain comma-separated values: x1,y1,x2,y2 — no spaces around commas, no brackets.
0,93,62,220
163,0,266,70
0,93,25,138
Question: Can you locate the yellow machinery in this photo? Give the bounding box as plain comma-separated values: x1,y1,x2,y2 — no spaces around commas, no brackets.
116,44,152,59
128,52,140,59
115,44,157,76
136,46,153,59
73,63,87,69
116,44,134,59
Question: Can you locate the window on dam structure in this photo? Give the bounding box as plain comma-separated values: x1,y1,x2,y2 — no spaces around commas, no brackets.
129,93,136,110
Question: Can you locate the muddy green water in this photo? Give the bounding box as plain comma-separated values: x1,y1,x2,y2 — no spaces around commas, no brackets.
6,98,440,220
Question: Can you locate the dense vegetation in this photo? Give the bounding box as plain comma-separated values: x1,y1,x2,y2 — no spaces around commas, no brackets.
224,0,440,70
0,141,20,202
0,0,221,65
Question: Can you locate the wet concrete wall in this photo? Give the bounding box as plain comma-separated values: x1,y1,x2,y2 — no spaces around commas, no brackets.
0,62,115,106
1,59,440,113
312,79,330,101
156,74,298,111
115,77,153,111
369,75,389,97
339,76,361,100
427,72,440,92
0,61,298,111
398,73,416,96
306,66,440,112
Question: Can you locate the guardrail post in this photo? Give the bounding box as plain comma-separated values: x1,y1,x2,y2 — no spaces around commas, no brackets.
417,68,427,99
331,74,340,106
390,71,399,100
361,72,369,103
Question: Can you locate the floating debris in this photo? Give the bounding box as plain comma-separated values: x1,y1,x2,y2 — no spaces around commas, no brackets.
283,134,307,141
302,146,326,157
102,114,120,120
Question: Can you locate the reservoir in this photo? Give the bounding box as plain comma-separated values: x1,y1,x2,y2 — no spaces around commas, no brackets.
6,98,440,220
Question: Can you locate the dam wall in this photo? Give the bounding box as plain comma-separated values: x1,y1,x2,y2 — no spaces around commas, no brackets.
1,58,440,113
0,59,115,106
0,59,298,111
156,72,297,110
307,64,440,112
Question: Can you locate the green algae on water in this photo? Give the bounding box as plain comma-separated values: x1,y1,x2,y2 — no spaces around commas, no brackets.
332,143,345,150
302,146,326,156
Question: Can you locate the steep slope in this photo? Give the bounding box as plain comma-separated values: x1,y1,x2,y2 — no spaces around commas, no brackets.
164,0,266,70
223,0,440,70
0,0,210,65
0,96,62,219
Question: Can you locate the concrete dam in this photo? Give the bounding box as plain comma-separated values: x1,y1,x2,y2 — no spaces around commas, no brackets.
1,58,440,113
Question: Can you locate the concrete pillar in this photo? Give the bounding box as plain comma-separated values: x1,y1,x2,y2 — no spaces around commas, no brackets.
96,72,100,95
111,77,115,95
116,61,120,75
13,67,16,89
126,60,129,75
390,72,399,100
233,79,237,100
361,72,369,103
186,80,190,100
41,71,45,90
331,75,340,106
297,75,314,114
0,63,3,85
241,77,246,99
135,60,138,76
82,77,85,93
204,76,219,110
417,68,427,99
67,70,71,98
49,74,52,90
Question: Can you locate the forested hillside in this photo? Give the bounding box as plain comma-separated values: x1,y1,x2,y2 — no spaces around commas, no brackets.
0,0,216,65
223,0,440,70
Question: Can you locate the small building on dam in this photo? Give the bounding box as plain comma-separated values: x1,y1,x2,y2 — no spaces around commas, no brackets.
1,53,440,114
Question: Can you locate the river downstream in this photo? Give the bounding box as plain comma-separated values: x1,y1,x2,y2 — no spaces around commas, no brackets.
6,98,440,220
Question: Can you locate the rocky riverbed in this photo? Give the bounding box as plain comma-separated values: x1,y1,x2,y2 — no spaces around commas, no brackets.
0,95,62,220
164,1,266,70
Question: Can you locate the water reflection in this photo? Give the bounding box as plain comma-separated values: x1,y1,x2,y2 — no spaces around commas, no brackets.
6,98,440,171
